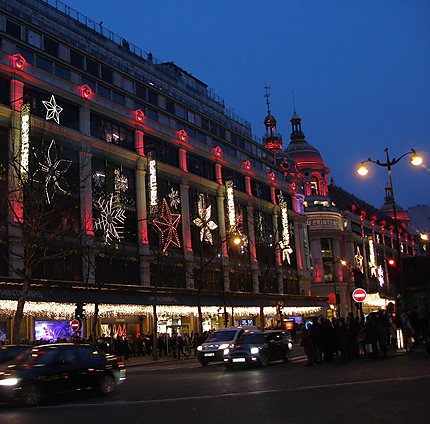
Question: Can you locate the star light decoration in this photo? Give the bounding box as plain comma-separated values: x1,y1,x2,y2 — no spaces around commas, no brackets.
32,139,72,204
193,194,218,244
168,187,180,209
151,198,181,253
94,193,126,245
42,95,63,124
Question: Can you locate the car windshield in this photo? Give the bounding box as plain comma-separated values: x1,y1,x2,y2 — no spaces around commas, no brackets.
241,334,265,344
14,347,59,366
206,330,237,342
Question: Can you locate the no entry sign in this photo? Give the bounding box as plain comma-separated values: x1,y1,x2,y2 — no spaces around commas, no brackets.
70,319,81,332
352,288,367,303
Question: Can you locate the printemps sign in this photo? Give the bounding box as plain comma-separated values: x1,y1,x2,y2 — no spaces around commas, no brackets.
225,180,236,233
278,191,293,264
20,103,30,180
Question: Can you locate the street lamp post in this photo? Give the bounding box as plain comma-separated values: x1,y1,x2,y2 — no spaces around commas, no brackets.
356,148,422,311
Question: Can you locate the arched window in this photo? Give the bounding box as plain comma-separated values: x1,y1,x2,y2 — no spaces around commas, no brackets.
310,176,320,196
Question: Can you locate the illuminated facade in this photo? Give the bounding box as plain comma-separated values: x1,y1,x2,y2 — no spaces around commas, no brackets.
0,0,324,341
280,112,419,316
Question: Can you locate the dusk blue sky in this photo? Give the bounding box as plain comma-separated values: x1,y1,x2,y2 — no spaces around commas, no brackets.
65,0,430,209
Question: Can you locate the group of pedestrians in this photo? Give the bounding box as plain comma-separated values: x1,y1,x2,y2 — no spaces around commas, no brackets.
95,331,204,360
300,309,430,366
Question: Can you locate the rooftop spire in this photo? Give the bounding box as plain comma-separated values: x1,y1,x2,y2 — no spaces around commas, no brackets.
264,85,271,116
262,85,282,152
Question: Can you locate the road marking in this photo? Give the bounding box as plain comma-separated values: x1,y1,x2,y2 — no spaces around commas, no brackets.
36,373,430,410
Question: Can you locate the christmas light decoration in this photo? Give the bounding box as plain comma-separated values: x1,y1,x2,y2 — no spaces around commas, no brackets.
243,160,251,171
225,180,236,233
11,53,26,70
92,171,105,188
0,300,322,321
193,194,218,244
178,129,188,142
135,109,145,123
168,187,180,210
148,155,158,215
80,84,93,100
20,103,30,180
151,198,181,253
114,168,129,193
268,172,276,182
368,237,377,278
378,265,385,287
354,246,364,273
42,95,63,124
94,193,126,244
32,139,72,204
213,146,222,158
277,192,293,264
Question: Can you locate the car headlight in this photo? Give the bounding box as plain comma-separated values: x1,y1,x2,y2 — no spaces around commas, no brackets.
218,344,230,350
197,346,203,352
250,347,260,355
223,349,230,356
288,342,293,350
0,378,20,386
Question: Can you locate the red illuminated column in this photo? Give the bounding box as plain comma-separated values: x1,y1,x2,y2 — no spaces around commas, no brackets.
271,187,276,205
215,163,223,185
180,183,193,254
79,149,94,236
10,79,24,111
135,130,144,157
136,160,151,286
179,148,188,173
294,222,304,269
245,176,252,197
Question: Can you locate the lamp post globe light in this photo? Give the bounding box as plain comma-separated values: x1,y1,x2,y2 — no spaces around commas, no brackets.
356,147,423,314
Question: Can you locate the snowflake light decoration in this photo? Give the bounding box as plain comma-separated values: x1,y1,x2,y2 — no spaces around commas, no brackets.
193,194,218,244
114,169,129,192
92,171,105,188
168,187,180,209
32,139,72,204
151,198,181,253
94,193,126,245
42,95,63,124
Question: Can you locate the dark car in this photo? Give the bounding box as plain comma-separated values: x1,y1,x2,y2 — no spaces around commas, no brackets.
223,330,293,368
0,343,126,406
0,345,32,365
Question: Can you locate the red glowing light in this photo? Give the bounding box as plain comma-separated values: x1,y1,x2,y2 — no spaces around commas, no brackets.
243,160,251,171
387,258,396,266
178,129,188,142
268,172,276,182
135,109,145,122
213,146,222,158
80,84,93,100
11,53,26,70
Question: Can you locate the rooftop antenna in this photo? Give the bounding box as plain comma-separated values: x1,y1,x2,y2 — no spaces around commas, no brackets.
264,85,271,115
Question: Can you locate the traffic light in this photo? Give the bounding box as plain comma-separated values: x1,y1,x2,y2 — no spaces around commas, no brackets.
74,302,84,319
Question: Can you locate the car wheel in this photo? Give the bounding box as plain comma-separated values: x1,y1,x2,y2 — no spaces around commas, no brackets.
283,352,289,362
260,355,268,367
21,383,42,407
98,374,115,395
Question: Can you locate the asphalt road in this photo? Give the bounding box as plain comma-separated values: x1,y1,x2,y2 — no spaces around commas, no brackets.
1,352,429,424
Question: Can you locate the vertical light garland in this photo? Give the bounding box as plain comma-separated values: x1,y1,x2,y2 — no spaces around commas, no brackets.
368,237,377,277
20,102,30,180
225,180,236,233
148,153,158,215
278,192,293,264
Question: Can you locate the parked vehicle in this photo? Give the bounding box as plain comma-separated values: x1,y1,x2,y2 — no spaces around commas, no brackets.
196,327,256,366
0,345,32,365
223,330,293,368
0,343,126,406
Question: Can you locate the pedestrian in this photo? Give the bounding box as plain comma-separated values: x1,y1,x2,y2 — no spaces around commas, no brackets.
300,324,314,366
376,314,388,358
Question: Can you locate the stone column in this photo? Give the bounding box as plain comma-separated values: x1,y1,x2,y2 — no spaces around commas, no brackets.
79,101,91,136
217,186,230,291
7,79,24,277
180,182,194,289
136,158,151,286
246,205,259,293
79,149,95,285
